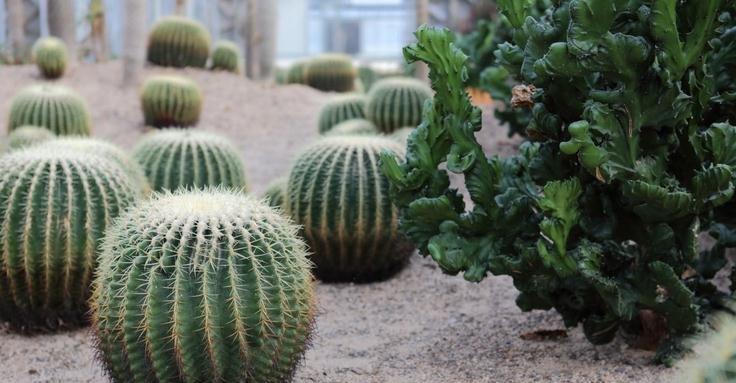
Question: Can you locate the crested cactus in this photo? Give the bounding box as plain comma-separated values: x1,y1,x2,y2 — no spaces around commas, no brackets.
8,125,55,149
140,75,202,128
366,77,433,133
325,119,379,137
147,16,211,68
286,61,307,84
91,189,315,382
318,94,367,134
32,37,67,79
304,54,356,93
133,129,247,192
679,316,736,382
287,136,413,281
0,147,140,330
263,177,287,209
7,85,91,136
210,40,241,73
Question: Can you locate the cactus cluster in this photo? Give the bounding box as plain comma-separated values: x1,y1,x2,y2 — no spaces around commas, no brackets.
8,126,55,150
140,75,203,128
147,16,211,68
304,54,356,93
287,136,413,281
0,147,140,330
325,119,379,137
318,94,367,134
31,37,67,79
133,129,247,192
8,85,91,136
91,189,315,382
366,78,433,133
263,177,287,209
210,40,241,73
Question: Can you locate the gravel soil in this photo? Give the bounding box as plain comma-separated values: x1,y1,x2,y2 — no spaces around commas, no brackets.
0,62,673,383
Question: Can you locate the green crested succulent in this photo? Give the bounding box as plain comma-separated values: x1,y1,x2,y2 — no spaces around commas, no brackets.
304,54,356,93
287,61,307,84
324,119,379,137
133,129,247,192
210,40,241,73
32,37,67,79
140,75,202,128
147,16,211,68
263,177,287,209
0,147,140,331
679,315,736,382
366,77,433,133
8,125,55,149
91,189,315,382
8,84,91,136
287,135,413,281
318,94,367,134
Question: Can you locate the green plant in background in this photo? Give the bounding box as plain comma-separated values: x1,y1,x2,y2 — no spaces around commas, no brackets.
304,54,356,93
0,147,140,331
140,75,203,128
679,314,736,382
8,125,55,149
288,136,413,282
133,129,247,192
381,0,736,364
366,77,433,134
146,16,211,68
263,176,288,209
287,61,308,84
31,37,67,79
210,40,241,73
325,119,379,137
318,94,367,134
91,189,315,382
8,85,91,136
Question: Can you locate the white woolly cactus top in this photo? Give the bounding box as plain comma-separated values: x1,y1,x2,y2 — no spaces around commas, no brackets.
142,74,199,88
680,317,736,382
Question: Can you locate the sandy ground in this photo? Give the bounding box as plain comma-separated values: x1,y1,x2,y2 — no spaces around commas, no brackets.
0,62,674,382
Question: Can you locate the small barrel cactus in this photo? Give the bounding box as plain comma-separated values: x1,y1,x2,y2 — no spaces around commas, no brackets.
8,84,91,136
366,77,433,133
680,316,736,382
91,189,315,382
32,37,67,79
147,16,211,68
140,75,203,128
318,94,367,134
287,61,307,84
210,40,241,73
325,119,379,137
304,54,356,93
287,136,413,281
133,129,247,192
263,177,288,209
8,125,55,149
0,147,140,330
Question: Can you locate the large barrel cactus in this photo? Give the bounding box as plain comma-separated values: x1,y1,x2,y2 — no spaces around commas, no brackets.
91,189,315,382
318,94,367,134
133,129,247,192
366,77,433,133
8,125,55,150
304,54,356,93
7,85,91,136
324,119,379,137
147,16,211,68
210,40,241,73
0,147,140,330
287,136,413,281
140,75,203,128
32,37,67,79
263,177,287,209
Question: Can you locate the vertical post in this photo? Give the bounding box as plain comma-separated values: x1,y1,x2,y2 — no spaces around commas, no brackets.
175,0,188,16
414,0,429,81
5,0,27,63
48,0,77,62
122,0,147,87
258,0,277,77
244,0,260,79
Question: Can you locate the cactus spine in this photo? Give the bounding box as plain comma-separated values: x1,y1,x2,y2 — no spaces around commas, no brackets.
304,54,356,93
140,75,203,128
366,78,433,133
8,85,91,136
147,16,211,68
0,147,140,330
91,189,315,382
325,119,379,137
287,136,413,281
133,129,247,192
32,37,67,79
210,40,241,73
8,126,55,149
318,94,367,134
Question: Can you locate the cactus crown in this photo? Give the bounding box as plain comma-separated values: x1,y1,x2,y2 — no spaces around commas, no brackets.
140,75,203,128
325,118,379,137
304,54,356,93
133,129,247,192
8,84,91,136
91,188,315,382
318,94,367,134
366,77,433,133
147,16,211,68
32,37,67,79
8,125,56,149
210,40,241,73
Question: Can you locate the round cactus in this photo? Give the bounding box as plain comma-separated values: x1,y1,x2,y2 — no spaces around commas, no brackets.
133,129,247,192
140,75,203,128
304,54,356,93
680,317,736,382
286,136,413,281
91,189,315,382
8,84,91,136
8,125,55,149
263,177,287,209
147,16,211,68
389,126,415,144
32,37,67,79
0,147,140,331
325,119,379,137
318,94,367,134
286,61,307,84
210,40,241,73
366,77,433,133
